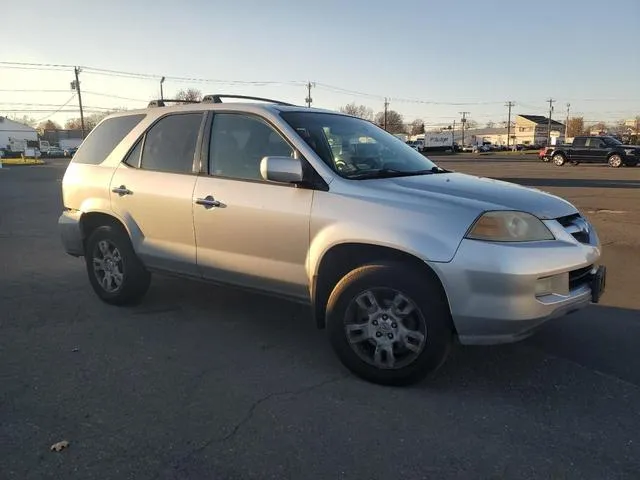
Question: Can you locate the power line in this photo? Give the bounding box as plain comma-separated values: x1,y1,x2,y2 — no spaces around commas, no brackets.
32,95,77,123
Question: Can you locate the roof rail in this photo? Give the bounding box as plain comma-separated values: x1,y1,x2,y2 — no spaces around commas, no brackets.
147,99,201,108
201,94,294,106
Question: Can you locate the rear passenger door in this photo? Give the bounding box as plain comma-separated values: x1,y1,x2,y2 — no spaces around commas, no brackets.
570,137,588,162
110,113,205,276
585,137,607,163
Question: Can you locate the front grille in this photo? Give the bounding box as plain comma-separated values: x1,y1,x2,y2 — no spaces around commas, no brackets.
569,265,593,290
556,213,591,244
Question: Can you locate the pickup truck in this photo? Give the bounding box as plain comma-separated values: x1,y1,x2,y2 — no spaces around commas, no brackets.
545,135,640,167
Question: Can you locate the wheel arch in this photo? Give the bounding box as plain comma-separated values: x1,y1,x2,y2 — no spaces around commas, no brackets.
311,243,452,330
79,211,133,249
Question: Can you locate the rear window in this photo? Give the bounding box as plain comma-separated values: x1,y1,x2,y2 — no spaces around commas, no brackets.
71,114,145,165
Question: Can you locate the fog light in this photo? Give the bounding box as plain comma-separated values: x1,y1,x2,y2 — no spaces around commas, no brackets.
535,273,569,297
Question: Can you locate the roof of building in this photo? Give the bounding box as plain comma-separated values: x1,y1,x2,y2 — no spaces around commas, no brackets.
517,115,564,127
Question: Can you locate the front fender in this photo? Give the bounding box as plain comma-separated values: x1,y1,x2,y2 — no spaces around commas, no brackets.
307,191,479,281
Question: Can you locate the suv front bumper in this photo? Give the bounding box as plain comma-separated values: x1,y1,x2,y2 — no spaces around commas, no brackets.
430,233,603,345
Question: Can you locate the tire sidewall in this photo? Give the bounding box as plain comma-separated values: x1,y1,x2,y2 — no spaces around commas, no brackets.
85,225,149,305
326,263,453,386
553,154,565,166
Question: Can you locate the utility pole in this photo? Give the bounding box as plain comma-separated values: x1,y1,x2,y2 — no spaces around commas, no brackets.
384,97,390,131
72,67,85,138
564,103,570,140
546,98,555,147
452,120,456,152
305,81,315,108
459,111,469,148
505,101,515,149
160,76,165,101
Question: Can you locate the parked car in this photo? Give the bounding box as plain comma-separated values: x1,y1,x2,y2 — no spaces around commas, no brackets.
46,146,65,157
63,147,78,157
545,136,639,167
58,95,606,385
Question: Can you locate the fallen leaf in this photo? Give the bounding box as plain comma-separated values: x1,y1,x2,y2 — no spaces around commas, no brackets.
50,440,69,452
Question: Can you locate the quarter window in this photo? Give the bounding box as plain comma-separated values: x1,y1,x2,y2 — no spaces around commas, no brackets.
72,114,145,165
209,114,294,181
140,113,203,174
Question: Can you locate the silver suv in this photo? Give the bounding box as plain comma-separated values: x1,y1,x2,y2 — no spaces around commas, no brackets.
59,95,606,385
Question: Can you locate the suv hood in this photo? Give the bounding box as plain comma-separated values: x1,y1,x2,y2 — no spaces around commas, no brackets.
369,172,577,220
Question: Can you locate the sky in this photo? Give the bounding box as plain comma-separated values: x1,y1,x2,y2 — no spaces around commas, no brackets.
3,0,639,129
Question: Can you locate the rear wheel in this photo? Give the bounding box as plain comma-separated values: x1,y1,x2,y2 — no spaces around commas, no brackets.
85,225,151,305
553,153,566,166
326,263,453,386
608,154,623,168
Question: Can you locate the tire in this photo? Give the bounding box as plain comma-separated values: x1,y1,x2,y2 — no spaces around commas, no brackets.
326,263,453,386
552,153,566,166
85,224,151,305
608,154,623,168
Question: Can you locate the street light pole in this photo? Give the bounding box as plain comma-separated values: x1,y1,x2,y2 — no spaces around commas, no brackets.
160,77,165,101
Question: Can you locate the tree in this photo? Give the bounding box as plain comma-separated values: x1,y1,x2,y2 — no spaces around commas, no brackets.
464,119,478,130
339,103,374,121
410,119,425,135
566,117,585,137
590,121,607,134
374,110,405,134
36,120,61,135
485,121,495,128
64,109,127,133
175,88,202,103
8,115,37,127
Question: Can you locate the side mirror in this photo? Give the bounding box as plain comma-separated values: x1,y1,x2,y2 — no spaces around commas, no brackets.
260,156,303,184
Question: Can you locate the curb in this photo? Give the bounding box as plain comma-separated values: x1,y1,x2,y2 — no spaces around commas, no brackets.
0,159,46,166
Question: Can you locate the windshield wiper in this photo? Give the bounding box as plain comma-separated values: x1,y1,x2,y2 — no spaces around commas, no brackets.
349,166,447,180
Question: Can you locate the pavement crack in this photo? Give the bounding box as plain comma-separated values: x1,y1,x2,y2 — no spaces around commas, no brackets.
162,375,345,478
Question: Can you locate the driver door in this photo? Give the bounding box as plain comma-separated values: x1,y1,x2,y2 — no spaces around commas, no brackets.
192,112,314,300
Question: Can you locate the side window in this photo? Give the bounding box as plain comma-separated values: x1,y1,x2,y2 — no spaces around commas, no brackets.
209,113,294,181
140,113,203,174
573,137,587,148
72,114,145,165
586,137,602,148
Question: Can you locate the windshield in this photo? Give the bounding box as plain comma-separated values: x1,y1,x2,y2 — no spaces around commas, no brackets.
280,112,439,179
603,136,622,146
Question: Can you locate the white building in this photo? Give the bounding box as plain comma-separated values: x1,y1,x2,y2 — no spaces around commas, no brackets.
0,116,38,151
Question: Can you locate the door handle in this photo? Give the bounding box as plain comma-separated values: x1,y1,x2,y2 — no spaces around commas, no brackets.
195,195,221,209
112,185,133,196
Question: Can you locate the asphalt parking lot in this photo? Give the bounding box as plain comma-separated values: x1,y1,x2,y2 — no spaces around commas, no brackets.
1,157,639,479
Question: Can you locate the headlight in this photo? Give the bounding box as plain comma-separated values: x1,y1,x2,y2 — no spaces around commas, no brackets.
466,211,555,242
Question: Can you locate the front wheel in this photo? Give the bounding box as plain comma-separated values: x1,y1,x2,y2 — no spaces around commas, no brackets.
326,263,453,386
85,225,151,305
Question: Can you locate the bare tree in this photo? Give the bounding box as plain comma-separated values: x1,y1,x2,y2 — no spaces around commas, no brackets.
36,120,61,135
65,109,127,133
175,88,203,103
464,119,478,130
339,103,374,121
375,110,405,134
410,119,425,135
566,117,585,137
485,121,495,128
9,115,37,127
